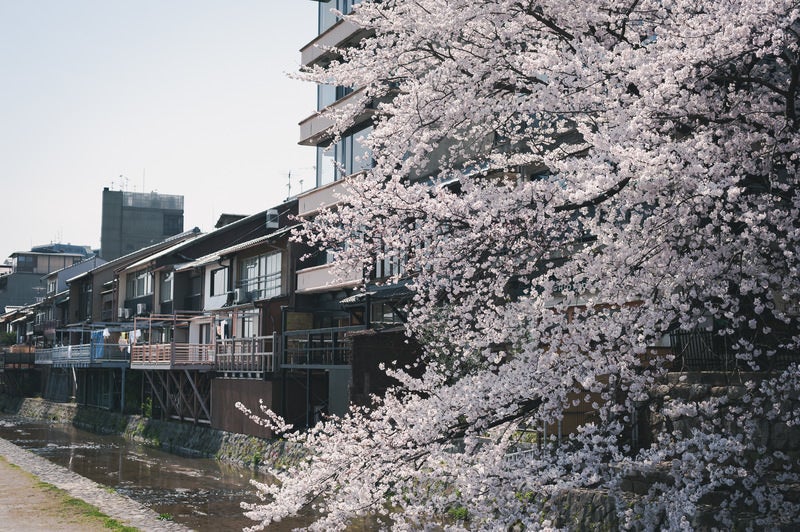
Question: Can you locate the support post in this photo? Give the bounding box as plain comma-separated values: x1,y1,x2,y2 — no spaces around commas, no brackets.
120,366,126,414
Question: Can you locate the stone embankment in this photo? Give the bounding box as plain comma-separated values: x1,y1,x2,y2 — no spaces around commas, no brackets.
0,395,303,472
0,435,189,531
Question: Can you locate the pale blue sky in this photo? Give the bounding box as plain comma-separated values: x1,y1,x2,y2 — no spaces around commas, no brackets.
0,1,318,260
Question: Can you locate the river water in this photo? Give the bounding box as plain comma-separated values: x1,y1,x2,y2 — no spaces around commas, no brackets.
0,417,312,531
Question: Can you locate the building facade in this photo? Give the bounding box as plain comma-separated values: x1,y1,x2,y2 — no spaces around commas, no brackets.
100,188,185,261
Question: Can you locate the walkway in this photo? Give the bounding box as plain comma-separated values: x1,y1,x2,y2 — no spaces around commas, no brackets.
0,436,190,531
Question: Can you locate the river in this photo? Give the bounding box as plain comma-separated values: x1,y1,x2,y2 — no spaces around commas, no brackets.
0,416,312,531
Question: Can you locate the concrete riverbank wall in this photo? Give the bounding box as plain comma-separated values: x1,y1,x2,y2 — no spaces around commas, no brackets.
0,394,303,472
4,371,800,529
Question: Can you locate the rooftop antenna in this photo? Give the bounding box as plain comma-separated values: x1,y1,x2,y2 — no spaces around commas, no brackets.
286,171,292,199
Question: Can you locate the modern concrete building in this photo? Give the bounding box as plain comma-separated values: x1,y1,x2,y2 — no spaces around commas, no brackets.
100,188,185,261
0,248,91,313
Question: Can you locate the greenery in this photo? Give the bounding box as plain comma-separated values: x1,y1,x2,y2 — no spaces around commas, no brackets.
141,396,153,418
447,505,469,522
0,331,16,346
252,451,262,468
36,481,140,531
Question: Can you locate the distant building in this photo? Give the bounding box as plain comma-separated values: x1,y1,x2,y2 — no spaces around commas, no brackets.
0,248,90,313
31,243,93,256
100,188,185,261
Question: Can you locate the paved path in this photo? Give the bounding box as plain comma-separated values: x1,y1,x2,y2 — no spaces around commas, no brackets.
0,436,191,531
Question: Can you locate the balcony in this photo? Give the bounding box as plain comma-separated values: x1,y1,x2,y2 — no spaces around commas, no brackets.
2,346,36,369
301,18,370,68
33,319,60,335
297,178,351,218
299,88,370,146
296,262,362,294
669,328,800,372
48,344,90,367
130,343,215,371
36,343,130,368
215,335,277,379
282,325,364,368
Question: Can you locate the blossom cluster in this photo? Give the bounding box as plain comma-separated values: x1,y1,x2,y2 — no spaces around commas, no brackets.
245,1,800,529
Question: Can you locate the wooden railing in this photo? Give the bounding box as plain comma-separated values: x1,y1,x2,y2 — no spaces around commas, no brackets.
130,342,215,366
2,350,37,368
215,336,276,375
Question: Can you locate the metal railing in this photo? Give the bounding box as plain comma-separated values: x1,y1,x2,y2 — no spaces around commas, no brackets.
50,344,91,366
669,328,800,371
283,326,363,366
216,335,276,375
36,343,131,366
670,329,729,371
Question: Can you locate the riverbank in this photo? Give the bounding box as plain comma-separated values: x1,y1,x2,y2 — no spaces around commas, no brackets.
0,435,189,531
0,395,303,472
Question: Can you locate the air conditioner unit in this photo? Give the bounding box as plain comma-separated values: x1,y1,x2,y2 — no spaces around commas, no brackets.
117,307,125,319
123,308,132,319
265,209,279,229
136,303,147,315
234,288,250,304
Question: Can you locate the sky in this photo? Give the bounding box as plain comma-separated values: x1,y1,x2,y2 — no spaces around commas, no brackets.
0,1,319,261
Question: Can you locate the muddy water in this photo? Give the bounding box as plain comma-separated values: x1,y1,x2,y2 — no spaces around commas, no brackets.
0,417,312,531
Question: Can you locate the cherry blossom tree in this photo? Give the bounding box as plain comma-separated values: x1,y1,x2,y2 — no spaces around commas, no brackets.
244,0,800,529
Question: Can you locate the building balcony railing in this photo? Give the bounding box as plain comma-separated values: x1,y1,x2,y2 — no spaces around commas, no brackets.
282,326,364,367
33,319,60,335
300,18,369,67
296,263,362,294
2,348,36,369
297,178,350,218
35,343,130,368
130,343,215,369
669,329,800,372
53,344,91,366
215,335,276,378
35,349,53,365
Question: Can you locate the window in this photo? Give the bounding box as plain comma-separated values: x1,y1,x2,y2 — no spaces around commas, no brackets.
370,301,403,326
80,282,92,321
239,251,282,300
126,270,153,298
317,84,355,111
210,267,228,297
14,255,35,273
47,279,57,296
316,125,373,186
318,0,362,34
159,272,173,303
240,309,258,338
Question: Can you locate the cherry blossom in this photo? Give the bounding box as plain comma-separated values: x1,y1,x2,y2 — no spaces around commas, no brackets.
246,1,800,529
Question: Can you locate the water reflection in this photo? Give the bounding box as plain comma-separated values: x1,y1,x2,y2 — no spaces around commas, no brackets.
0,417,311,531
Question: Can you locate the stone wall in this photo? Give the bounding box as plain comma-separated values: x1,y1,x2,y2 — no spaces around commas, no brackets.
5,371,799,529
0,395,303,472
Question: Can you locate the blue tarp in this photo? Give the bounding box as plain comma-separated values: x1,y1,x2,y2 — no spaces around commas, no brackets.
91,330,104,360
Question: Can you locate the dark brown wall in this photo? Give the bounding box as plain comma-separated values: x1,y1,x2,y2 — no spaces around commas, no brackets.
281,370,329,428
350,328,421,406
211,379,279,438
